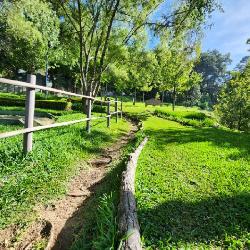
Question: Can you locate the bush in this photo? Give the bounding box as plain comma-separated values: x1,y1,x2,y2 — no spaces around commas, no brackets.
71,100,106,113
0,97,71,110
184,112,207,120
0,96,106,112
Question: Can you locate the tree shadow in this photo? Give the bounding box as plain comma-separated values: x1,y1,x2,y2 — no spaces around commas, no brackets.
138,193,250,247
145,126,249,161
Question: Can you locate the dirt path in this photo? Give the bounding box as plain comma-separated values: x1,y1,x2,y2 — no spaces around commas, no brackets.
0,123,138,250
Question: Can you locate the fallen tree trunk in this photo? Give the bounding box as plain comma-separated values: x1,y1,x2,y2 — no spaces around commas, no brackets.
118,137,148,250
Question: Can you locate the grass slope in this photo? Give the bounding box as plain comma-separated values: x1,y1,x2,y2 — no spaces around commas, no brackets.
136,116,250,249
0,111,131,229
123,102,216,127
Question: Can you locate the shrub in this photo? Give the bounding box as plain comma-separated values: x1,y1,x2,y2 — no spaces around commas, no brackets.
0,97,71,110
71,100,106,113
183,112,207,120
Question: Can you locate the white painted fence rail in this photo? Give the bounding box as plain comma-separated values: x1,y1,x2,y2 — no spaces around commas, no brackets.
0,75,122,154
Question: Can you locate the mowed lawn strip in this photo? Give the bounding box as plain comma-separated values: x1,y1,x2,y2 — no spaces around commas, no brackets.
135,116,250,249
0,111,131,229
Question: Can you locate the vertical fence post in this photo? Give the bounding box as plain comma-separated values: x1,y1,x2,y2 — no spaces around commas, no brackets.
100,91,103,116
86,92,92,133
107,97,110,128
23,74,36,154
115,96,118,123
120,95,123,119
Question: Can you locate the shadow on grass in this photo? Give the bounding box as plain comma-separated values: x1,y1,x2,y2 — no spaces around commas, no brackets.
138,193,250,247
53,152,124,250
52,137,138,250
145,126,250,161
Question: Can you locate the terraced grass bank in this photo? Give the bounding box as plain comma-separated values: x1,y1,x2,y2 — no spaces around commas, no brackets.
136,116,250,249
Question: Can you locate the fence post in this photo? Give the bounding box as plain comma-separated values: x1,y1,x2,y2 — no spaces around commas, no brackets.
100,92,103,116
115,96,118,123
120,96,123,119
23,74,36,154
107,97,110,128
86,92,92,133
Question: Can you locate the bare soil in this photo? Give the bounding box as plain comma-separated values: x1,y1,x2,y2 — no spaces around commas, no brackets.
0,124,137,250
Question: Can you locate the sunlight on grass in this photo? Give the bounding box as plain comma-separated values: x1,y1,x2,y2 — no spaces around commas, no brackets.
136,116,250,249
0,111,131,229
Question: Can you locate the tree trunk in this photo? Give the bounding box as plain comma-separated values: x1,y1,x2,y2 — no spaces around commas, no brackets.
142,91,145,103
133,88,136,105
82,98,88,114
161,91,164,103
172,85,176,111
238,104,242,130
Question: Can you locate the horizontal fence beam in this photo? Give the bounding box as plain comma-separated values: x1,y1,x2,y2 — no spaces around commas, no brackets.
0,78,121,104
0,112,122,140
0,76,123,155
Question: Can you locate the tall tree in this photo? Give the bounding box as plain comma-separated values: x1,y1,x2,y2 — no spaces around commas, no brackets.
155,33,202,111
215,61,250,131
194,50,232,106
52,0,217,110
0,0,59,76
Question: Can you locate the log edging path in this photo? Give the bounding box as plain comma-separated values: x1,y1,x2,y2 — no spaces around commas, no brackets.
118,137,148,250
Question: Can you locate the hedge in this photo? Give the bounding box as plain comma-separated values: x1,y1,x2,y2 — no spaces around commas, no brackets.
0,97,71,110
0,97,106,112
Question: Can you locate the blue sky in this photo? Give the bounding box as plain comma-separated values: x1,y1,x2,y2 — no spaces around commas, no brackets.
202,0,250,69
150,0,250,69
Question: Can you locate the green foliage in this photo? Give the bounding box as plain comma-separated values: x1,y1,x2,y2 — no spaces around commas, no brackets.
91,194,117,250
0,0,59,74
194,50,232,106
215,62,250,131
0,97,71,110
136,116,250,249
154,34,202,110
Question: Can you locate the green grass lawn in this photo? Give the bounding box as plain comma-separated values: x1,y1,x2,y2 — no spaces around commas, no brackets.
136,116,250,249
0,109,131,229
123,102,216,127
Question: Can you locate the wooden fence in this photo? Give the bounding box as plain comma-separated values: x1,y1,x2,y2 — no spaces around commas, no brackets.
0,75,122,154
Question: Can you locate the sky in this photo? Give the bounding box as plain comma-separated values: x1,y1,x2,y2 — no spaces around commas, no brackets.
202,0,250,69
149,0,250,69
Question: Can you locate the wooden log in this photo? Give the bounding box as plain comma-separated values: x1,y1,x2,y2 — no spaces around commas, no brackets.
118,137,148,250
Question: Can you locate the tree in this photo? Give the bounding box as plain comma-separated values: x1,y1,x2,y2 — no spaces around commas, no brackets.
0,0,59,75
51,0,217,110
154,33,202,111
235,56,250,72
215,61,250,131
127,50,157,105
194,50,232,106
